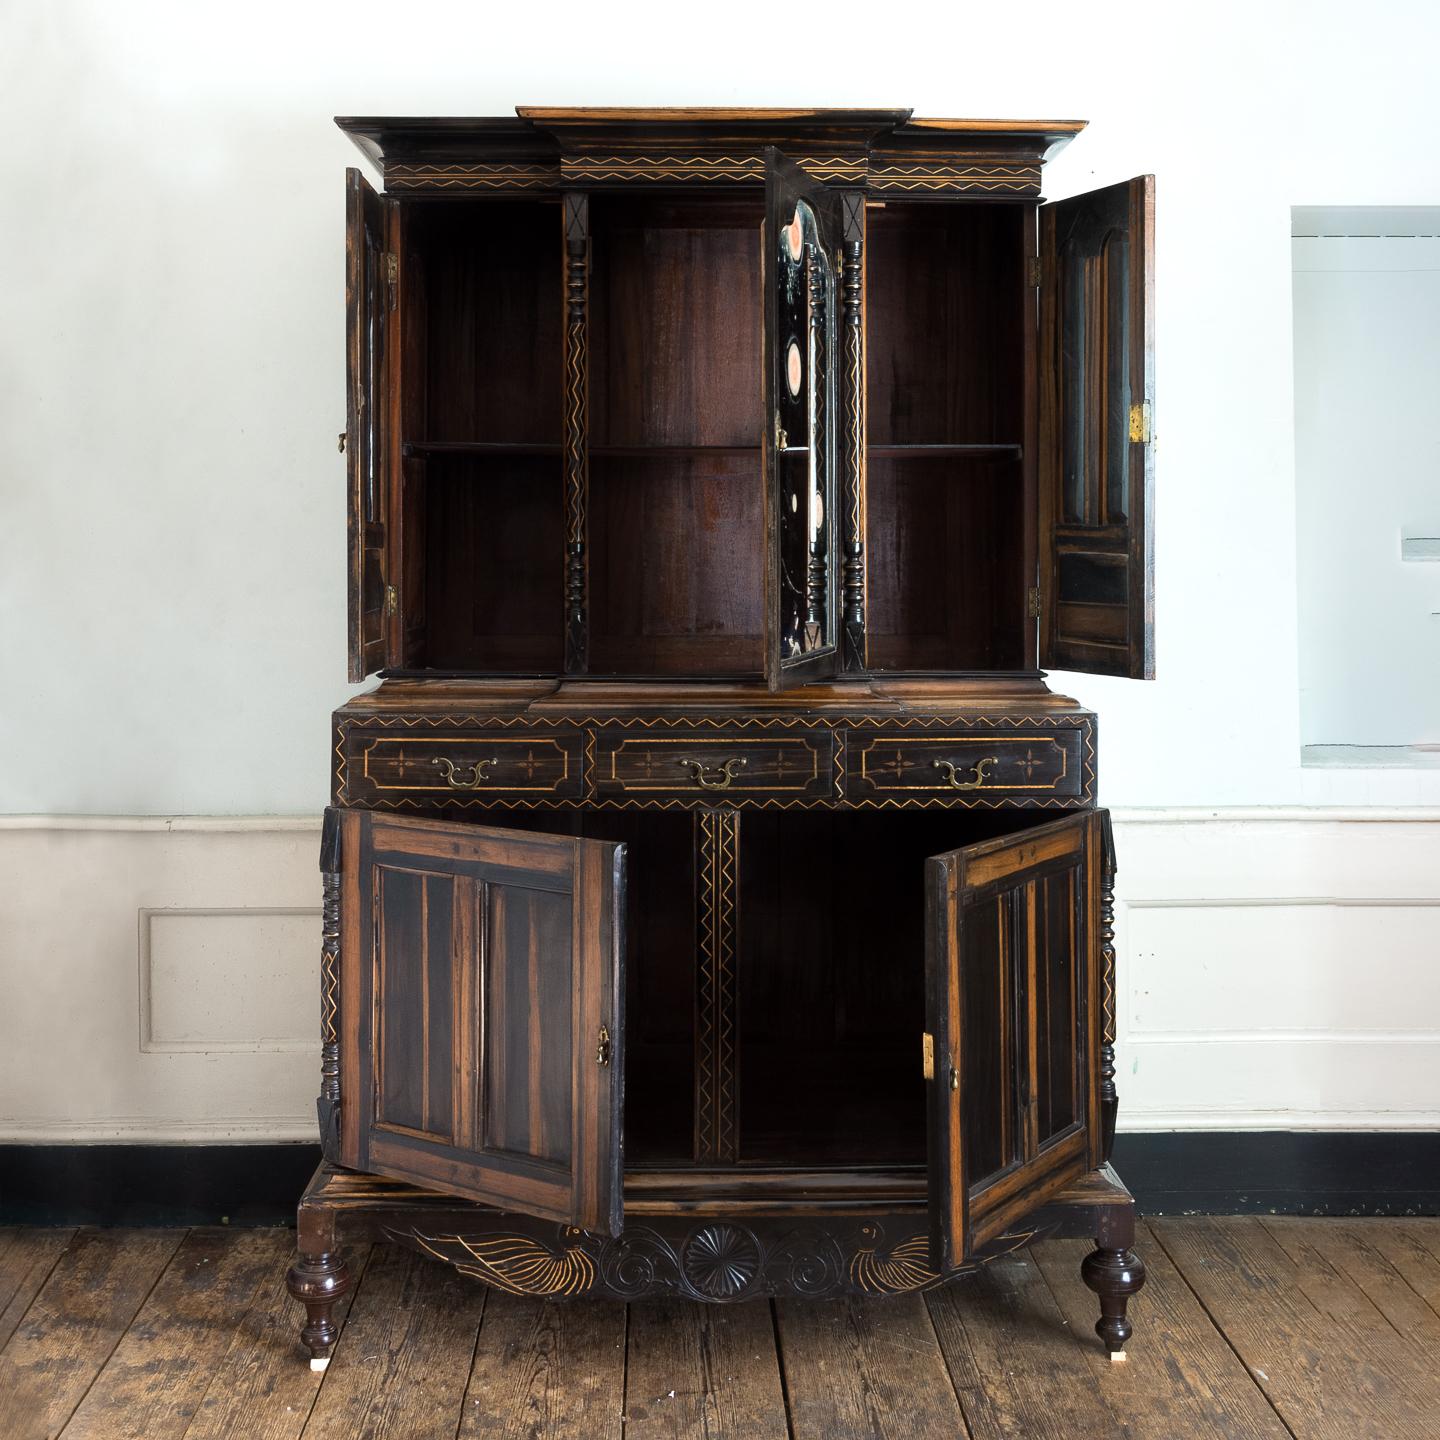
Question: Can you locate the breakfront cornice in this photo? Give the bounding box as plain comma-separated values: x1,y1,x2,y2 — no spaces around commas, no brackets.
336,107,1086,196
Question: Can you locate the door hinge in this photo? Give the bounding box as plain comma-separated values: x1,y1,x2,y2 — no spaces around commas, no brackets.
384,584,398,617
1027,254,1043,288
1026,586,1041,619
1128,401,1152,444
384,251,399,310
596,1024,612,1068
922,1032,935,1081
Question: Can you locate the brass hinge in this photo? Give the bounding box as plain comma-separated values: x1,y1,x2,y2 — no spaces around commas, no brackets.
1129,401,1152,444
596,1024,612,1068
384,584,398,617
1026,586,1041,619
922,1032,935,1081
385,251,399,311
1027,254,1043,288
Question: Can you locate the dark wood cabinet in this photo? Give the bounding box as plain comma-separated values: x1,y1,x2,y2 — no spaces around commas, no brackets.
289,105,1152,1373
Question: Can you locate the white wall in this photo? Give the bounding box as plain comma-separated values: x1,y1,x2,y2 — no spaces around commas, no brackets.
4,1,1440,1139
1293,227,1440,747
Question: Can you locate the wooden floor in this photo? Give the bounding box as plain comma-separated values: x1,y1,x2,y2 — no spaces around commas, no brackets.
3,1218,1440,1438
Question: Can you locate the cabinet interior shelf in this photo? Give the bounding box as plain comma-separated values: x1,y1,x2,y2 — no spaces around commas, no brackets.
402,441,1022,461
868,444,1022,459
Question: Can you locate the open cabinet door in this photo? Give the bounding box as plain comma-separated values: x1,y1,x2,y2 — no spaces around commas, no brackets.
346,168,393,682
1038,177,1155,679
925,811,1102,1270
763,148,843,691
334,809,626,1236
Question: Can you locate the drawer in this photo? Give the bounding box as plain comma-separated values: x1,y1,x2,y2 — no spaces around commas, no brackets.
590,723,837,805
842,724,1091,806
336,723,586,808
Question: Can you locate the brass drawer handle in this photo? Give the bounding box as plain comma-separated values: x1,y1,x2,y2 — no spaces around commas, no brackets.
432,756,497,790
677,756,748,791
933,757,998,791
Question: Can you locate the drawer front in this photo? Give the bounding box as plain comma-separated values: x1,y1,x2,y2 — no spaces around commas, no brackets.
590,724,838,806
336,723,586,809
843,724,1092,807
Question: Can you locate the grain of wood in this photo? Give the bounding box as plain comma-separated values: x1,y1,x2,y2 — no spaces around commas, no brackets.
457,1288,624,1439
624,1298,787,1440
1156,1216,1440,1439
1031,1227,1290,1439
1356,1218,1440,1320
926,1250,1112,1440
59,1227,288,1440
180,1243,371,1440
777,1293,968,1440
0,1228,183,1440
1263,1217,1440,1345
0,1230,75,1352
299,1244,485,1440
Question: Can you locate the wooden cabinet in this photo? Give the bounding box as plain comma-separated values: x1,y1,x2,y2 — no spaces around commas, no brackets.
289,106,1153,1373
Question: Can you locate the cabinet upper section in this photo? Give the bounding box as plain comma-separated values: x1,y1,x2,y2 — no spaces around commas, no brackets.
338,107,1154,690
335,108,1086,198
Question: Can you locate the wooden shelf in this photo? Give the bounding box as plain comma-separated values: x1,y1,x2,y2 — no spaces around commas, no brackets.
591,445,761,459
403,441,561,458
867,443,1022,459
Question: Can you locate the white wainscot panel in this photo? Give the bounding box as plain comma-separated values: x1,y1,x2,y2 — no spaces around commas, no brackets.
1111,810,1440,1130
141,908,320,1052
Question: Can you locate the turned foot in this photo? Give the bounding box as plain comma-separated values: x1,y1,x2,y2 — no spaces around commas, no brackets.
287,1248,351,1367
1080,1244,1146,1357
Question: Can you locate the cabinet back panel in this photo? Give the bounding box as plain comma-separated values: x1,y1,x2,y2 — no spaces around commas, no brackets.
865,457,1025,671
407,201,564,445
421,456,564,672
866,203,1025,446
589,454,764,677
590,198,763,448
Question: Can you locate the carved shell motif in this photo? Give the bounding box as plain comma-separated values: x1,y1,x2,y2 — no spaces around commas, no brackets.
682,1225,761,1299
410,1230,596,1297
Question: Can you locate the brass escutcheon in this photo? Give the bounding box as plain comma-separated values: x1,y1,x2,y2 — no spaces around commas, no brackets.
432,756,497,790
677,756,748,792
933,756,998,791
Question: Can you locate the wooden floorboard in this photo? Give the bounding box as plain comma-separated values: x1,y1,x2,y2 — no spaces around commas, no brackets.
776,1293,968,1440
298,1243,486,1440
180,1243,370,1440
1031,1225,1292,1440
1155,1215,1440,1439
59,1228,288,1440
625,1298,788,1439
0,1229,75,1352
456,1289,625,1439
0,1228,184,1440
6,1220,1440,1437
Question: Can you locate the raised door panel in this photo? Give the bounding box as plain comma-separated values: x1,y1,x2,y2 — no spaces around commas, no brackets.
1038,177,1155,679
763,148,845,691
346,167,394,682
925,811,1100,1270
338,809,625,1235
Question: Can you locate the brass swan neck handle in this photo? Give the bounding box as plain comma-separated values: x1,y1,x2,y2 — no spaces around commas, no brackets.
933,756,998,791
432,756,497,790
677,756,748,792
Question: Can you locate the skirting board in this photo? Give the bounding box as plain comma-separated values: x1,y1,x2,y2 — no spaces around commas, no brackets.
1,1134,1436,1227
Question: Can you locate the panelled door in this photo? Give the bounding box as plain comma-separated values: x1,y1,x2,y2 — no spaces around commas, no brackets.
762,148,845,691
345,168,395,682
1038,177,1155,679
925,811,1103,1270
335,809,627,1235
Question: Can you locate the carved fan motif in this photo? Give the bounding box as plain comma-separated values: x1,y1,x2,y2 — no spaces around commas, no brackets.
410,1230,597,1297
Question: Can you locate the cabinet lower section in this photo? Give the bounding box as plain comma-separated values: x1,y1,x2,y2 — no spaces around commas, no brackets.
287,1162,1146,1363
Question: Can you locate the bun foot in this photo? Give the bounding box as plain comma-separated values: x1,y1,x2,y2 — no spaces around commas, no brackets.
287,1248,351,1369
1081,1244,1146,1357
